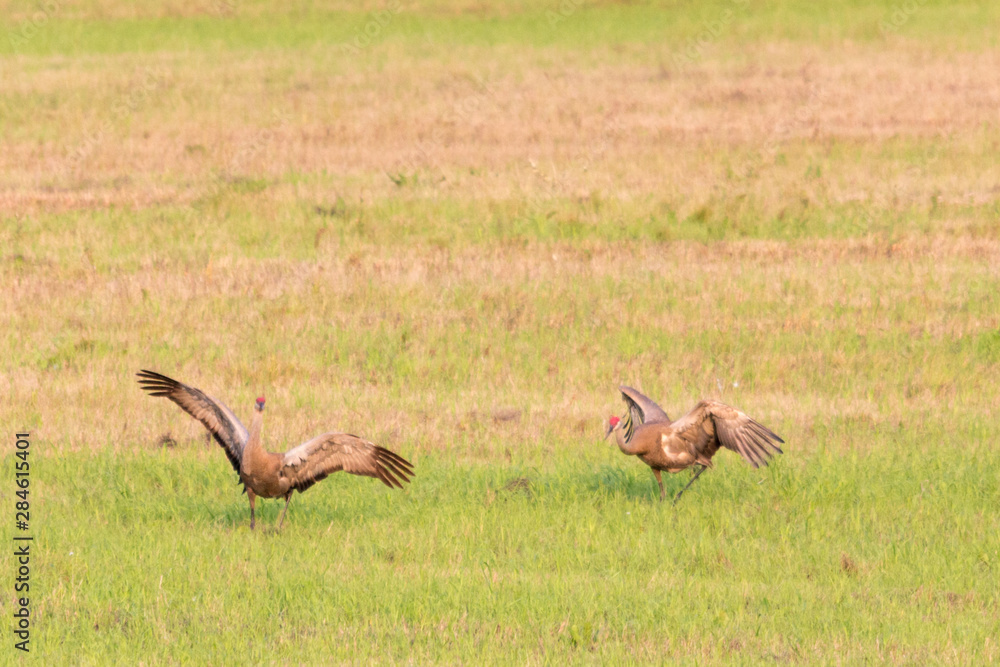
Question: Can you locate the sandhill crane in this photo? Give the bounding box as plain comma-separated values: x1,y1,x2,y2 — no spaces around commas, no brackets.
136,370,413,530
605,386,783,503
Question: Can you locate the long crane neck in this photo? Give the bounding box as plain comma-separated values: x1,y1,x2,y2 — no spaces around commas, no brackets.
244,409,265,464
612,422,645,456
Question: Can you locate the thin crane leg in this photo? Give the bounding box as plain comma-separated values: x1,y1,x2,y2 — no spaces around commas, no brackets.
673,465,707,505
247,488,257,531
276,492,293,530
653,469,665,501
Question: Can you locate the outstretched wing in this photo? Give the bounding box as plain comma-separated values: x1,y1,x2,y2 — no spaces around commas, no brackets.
281,433,414,493
136,370,248,473
667,400,784,469
618,385,671,442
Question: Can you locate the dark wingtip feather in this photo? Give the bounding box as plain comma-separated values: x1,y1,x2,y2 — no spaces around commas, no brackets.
137,369,170,383
383,456,414,481
375,469,394,488
732,429,766,468
137,370,181,396
377,446,414,471
374,447,414,486
376,464,404,489
749,419,785,445
746,423,785,459
378,461,406,489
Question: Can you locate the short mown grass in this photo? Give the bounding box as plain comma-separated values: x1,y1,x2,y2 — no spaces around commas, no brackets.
9,443,1000,663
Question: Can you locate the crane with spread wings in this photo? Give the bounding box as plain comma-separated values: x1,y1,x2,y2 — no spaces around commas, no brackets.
137,370,413,530
605,385,783,503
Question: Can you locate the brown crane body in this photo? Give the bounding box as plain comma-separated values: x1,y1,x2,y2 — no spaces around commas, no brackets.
606,386,784,503
137,370,413,530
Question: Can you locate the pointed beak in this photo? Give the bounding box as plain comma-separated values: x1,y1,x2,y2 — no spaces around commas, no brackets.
604,422,614,440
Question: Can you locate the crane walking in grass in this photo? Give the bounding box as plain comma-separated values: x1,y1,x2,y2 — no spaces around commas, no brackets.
137,370,413,530
605,386,783,503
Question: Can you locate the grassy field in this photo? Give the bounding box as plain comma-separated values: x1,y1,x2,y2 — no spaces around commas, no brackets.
3,0,1000,663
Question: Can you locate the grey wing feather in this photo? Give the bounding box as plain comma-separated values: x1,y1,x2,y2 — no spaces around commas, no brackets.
703,401,784,468
136,370,248,473
282,433,414,493
618,385,671,443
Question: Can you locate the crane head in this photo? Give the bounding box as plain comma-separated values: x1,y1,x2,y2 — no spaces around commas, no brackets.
255,396,266,412
604,415,620,439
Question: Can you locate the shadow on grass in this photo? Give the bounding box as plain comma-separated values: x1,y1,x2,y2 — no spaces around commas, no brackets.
584,463,781,505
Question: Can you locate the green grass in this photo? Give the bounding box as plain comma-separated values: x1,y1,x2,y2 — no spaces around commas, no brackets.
4,1,999,56
9,444,999,663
